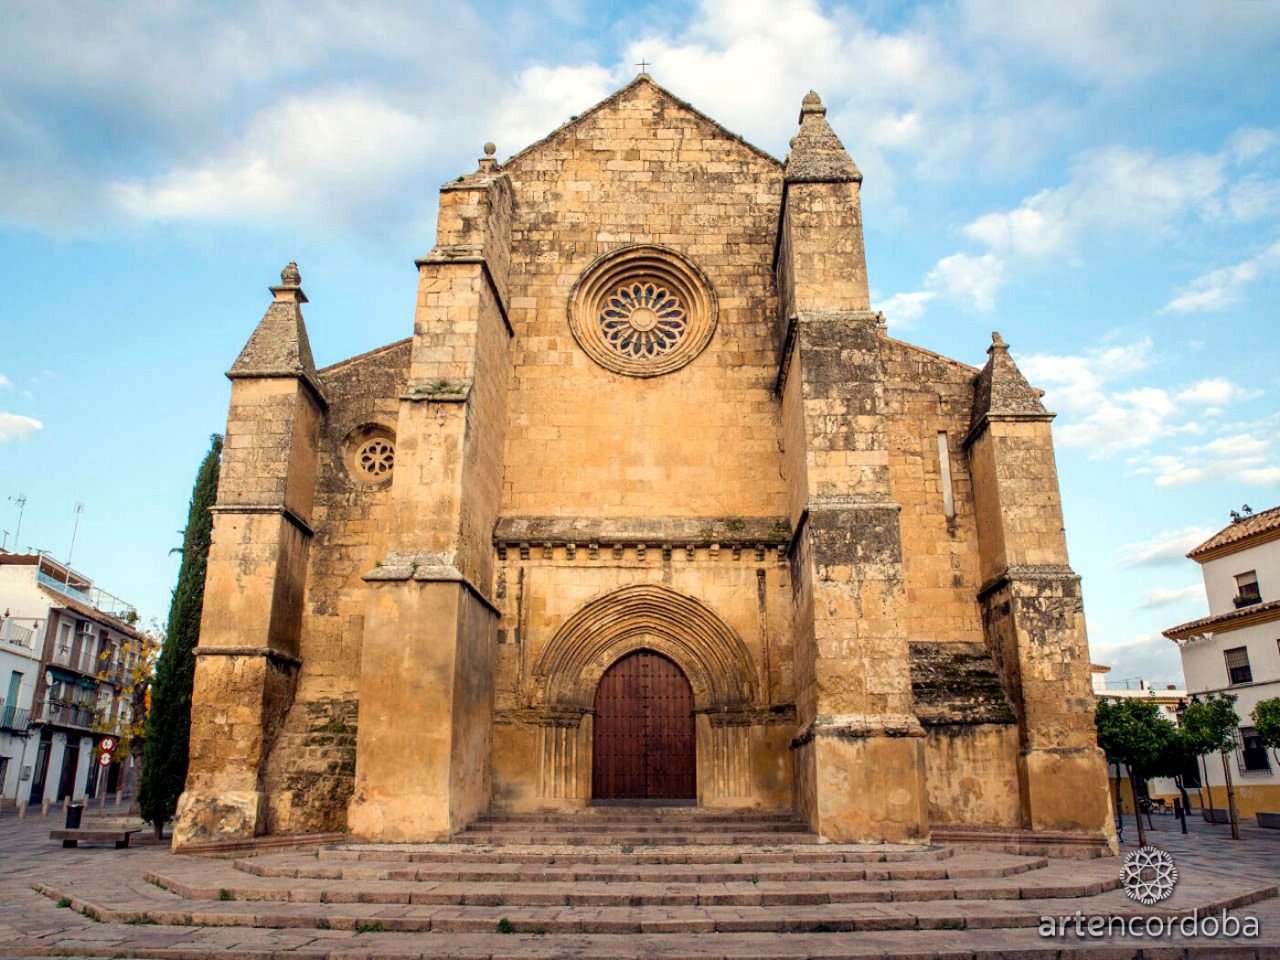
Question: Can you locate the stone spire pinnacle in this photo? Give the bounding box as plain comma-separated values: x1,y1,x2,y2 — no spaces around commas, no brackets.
968,330,1049,440
784,91,862,184
228,262,326,405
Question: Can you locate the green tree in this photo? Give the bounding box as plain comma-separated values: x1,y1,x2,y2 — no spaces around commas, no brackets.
1154,724,1201,816
1181,693,1243,840
1252,697,1280,767
1095,697,1176,847
138,434,222,837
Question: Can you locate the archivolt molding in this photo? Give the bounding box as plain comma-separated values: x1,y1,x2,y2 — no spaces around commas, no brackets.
533,584,756,713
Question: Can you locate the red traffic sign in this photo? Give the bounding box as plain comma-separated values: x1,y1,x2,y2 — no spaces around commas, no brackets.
99,737,116,752
97,751,112,767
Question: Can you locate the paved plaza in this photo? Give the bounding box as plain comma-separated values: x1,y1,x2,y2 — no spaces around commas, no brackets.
0,805,1276,958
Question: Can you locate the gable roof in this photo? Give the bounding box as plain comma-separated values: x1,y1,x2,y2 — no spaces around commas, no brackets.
1188,504,1280,561
501,74,781,171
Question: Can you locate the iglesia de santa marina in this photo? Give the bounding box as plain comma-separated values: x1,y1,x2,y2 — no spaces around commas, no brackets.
172,73,1118,853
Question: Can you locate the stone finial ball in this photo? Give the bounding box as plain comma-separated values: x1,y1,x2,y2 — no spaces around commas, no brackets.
483,142,496,157
799,90,827,118
281,261,301,286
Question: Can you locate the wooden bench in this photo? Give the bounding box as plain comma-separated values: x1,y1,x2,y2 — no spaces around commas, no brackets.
50,828,141,849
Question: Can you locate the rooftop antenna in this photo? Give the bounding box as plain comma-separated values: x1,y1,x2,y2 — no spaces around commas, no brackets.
1,529,9,550
65,502,84,585
8,493,26,546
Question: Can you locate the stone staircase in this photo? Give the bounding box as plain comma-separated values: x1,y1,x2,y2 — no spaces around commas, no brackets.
29,809,1279,958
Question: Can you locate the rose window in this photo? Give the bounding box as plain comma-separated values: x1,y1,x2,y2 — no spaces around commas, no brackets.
568,245,716,377
355,438,394,478
600,283,688,358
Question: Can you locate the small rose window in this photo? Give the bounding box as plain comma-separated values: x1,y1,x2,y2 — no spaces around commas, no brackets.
345,426,396,484
356,438,394,478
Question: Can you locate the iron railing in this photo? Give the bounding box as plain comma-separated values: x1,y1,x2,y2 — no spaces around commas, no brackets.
0,618,37,650
0,702,31,731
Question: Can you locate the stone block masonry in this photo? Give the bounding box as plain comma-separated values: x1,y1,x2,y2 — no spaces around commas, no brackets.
173,75,1115,852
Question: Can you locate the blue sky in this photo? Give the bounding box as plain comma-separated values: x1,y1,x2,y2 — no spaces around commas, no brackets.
1,0,1277,684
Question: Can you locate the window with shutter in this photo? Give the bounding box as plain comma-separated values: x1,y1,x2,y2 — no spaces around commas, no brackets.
1224,646,1253,685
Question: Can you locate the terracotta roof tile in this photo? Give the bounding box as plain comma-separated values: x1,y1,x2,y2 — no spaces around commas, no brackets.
1189,504,1280,559
1163,597,1280,640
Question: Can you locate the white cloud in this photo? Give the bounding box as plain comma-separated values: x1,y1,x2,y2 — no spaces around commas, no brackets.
959,0,1280,86
1018,336,1262,457
1228,127,1280,164
1159,240,1280,314
1175,378,1261,406
491,64,618,156
1119,526,1214,566
0,373,11,389
1141,584,1205,610
1056,386,1180,454
112,88,435,226
925,252,1004,310
1137,432,1280,487
1019,338,1153,412
0,413,43,442
963,146,1225,260
874,290,936,326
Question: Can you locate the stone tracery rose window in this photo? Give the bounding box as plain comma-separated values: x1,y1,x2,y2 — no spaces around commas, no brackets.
599,282,688,359
356,437,394,478
345,425,396,484
569,245,716,377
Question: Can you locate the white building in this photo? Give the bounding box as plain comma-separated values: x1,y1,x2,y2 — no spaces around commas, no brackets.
1165,505,1280,819
0,551,149,807
1090,664,1194,812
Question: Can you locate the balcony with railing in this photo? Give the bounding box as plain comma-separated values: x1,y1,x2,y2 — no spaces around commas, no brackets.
0,618,37,651
35,555,138,623
34,699,95,729
50,645,99,677
0,700,32,731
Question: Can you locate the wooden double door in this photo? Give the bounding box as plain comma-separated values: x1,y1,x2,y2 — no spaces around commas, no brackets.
592,650,696,800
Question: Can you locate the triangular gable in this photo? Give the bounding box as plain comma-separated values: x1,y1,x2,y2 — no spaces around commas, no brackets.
502,74,781,171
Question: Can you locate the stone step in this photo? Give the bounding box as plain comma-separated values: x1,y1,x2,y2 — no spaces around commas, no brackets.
35,875,1277,935
466,818,810,834
236,850,1041,883
473,810,803,823
148,871,1114,907
451,830,826,845
321,843,952,864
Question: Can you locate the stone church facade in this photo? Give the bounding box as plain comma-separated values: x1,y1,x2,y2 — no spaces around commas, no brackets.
173,76,1114,849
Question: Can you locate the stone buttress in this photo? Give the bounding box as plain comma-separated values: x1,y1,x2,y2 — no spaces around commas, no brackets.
965,332,1115,843
174,264,325,846
345,147,514,840
776,94,929,843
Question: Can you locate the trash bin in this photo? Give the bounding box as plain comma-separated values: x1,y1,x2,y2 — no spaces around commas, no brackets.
65,802,84,829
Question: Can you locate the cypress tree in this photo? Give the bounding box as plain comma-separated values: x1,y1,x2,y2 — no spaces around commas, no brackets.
139,434,222,837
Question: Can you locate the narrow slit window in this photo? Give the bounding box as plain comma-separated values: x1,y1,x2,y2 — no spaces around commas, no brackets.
937,432,955,519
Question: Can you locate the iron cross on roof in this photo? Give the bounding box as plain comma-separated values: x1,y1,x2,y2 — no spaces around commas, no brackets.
636,58,650,73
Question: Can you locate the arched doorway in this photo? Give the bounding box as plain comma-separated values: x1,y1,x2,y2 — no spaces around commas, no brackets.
592,650,696,800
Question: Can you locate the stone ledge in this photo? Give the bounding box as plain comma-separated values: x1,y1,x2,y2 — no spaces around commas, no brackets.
363,552,499,616
790,713,925,748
